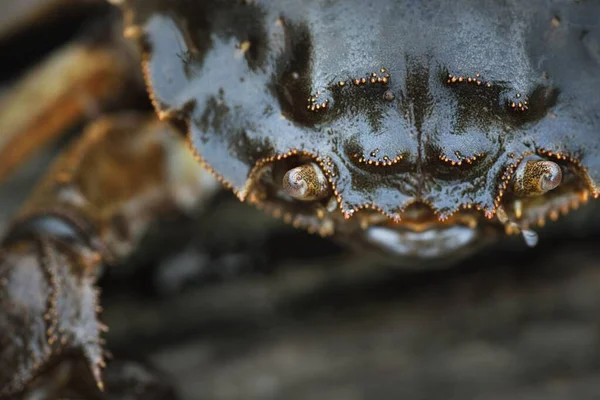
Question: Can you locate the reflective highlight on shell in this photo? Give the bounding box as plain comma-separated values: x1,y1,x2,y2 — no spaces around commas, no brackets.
116,0,600,256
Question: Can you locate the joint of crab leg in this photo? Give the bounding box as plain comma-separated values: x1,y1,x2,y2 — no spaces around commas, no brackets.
5,209,112,266
0,116,220,395
0,233,106,397
282,162,330,201
497,205,538,247
513,156,562,197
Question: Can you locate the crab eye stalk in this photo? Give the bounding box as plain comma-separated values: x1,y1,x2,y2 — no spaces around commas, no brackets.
282,162,330,201
513,157,562,197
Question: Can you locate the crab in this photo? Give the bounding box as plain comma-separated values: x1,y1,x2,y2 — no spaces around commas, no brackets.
0,0,599,397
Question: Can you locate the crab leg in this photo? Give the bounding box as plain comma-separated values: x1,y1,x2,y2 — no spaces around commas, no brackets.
0,114,217,397
0,1,105,39
0,31,140,184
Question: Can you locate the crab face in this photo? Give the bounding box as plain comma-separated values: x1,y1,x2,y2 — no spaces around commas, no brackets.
115,0,600,260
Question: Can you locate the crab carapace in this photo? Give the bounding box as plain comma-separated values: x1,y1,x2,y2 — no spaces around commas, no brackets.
122,0,600,258
0,0,599,396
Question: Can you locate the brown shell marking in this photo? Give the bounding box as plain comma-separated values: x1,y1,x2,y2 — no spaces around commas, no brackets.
438,151,486,166
447,72,530,113
307,91,329,113
313,68,393,115
353,149,404,167
508,92,530,112
347,68,391,86
446,73,491,88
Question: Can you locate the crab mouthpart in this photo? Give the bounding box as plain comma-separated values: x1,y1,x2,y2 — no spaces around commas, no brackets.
365,224,478,259
355,203,483,258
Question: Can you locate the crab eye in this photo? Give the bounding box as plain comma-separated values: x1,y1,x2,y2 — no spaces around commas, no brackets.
513,156,562,197
282,162,330,201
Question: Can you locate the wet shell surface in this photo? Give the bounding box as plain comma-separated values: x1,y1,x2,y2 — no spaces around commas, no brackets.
115,0,600,254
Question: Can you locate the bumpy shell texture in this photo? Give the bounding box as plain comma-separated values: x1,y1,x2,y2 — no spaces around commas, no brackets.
121,0,600,220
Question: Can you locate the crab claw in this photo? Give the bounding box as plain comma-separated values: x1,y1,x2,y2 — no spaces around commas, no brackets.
0,233,106,397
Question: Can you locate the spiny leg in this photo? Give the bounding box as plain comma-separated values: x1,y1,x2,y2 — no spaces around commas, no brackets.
0,113,218,397
0,7,141,184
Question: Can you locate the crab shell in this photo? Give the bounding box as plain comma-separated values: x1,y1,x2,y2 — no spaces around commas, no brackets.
115,0,600,252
